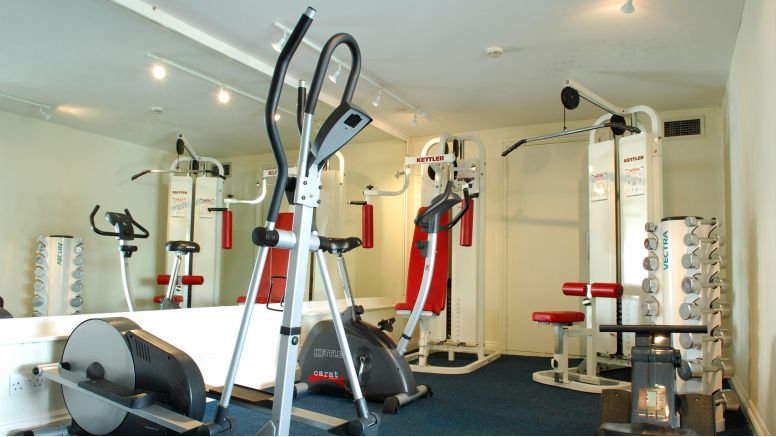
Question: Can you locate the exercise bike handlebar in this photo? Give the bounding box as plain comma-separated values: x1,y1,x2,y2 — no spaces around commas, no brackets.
264,7,315,223
305,33,362,116
89,205,150,239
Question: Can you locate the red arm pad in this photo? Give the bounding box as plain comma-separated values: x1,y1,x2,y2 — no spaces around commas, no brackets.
362,203,374,249
222,210,233,249
590,283,623,299
562,282,588,297
156,275,204,285
459,198,474,247
180,275,204,285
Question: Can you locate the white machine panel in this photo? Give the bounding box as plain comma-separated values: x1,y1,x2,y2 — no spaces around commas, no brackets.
190,175,223,307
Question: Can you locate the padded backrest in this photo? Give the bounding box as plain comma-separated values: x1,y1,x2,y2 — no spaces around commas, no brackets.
403,208,450,312
562,282,588,297
256,212,294,303
590,282,623,299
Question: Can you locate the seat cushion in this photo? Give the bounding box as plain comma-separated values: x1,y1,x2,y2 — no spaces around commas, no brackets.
532,311,585,324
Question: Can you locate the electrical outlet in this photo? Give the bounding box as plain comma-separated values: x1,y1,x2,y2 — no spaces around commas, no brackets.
9,372,45,396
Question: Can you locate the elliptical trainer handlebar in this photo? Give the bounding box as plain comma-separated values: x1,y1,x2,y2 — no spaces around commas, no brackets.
264,7,315,223
305,34,362,116
89,205,150,240
414,181,471,232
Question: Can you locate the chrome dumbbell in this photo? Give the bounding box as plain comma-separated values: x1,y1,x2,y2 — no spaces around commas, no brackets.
682,253,726,269
643,254,660,271
714,389,740,411
685,217,718,227
640,299,660,317
642,277,659,294
678,359,704,380
644,236,659,250
712,357,736,378
681,276,727,294
684,233,724,247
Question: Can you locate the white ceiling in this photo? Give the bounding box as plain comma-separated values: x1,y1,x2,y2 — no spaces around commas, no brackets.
0,0,744,157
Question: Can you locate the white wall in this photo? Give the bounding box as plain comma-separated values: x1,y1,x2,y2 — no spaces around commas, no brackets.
723,0,776,433
216,138,409,305
409,106,725,357
0,111,173,317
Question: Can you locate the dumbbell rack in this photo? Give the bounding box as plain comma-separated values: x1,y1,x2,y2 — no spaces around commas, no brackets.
32,235,85,316
640,217,738,432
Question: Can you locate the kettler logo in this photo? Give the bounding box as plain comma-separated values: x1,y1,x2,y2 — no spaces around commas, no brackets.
623,155,644,163
313,348,343,359
415,155,446,163
172,190,188,194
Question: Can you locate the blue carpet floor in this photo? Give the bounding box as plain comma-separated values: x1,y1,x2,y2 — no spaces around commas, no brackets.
205,355,754,435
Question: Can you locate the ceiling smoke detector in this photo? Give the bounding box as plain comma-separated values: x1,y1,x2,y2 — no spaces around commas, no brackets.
485,47,504,58
148,106,164,115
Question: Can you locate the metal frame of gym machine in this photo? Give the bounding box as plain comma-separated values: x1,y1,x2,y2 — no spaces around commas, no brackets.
503,79,664,392
411,134,499,374
131,134,226,309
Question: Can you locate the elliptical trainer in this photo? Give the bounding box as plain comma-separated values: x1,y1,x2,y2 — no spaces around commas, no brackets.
298,181,470,413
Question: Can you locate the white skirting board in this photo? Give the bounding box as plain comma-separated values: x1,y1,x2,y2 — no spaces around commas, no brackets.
730,377,770,436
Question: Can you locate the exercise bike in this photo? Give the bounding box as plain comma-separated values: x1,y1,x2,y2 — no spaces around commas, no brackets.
597,324,716,435
298,181,470,413
90,205,200,310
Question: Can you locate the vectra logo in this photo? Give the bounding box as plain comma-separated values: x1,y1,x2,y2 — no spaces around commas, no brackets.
662,231,669,270
313,348,343,359
415,155,446,163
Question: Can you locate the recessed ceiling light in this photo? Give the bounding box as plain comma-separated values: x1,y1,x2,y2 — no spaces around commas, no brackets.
149,106,164,115
485,47,504,58
217,88,231,104
274,113,281,121
151,64,167,80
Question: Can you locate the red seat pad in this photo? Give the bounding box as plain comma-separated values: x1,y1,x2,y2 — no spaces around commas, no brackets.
153,295,184,304
157,275,205,286
395,208,450,316
590,282,623,299
562,282,588,297
532,311,585,324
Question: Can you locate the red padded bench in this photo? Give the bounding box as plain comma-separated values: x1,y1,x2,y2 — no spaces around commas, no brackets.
157,275,205,286
531,282,624,390
154,295,183,304
237,212,292,305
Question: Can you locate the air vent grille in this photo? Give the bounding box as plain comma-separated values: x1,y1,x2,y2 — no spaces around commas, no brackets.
664,118,702,138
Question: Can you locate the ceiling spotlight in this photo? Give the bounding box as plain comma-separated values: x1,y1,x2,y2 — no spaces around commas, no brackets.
620,0,635,14
271,30,287,53
409,113,418,127
151,64,167,80
217,87,231,104
419,111,432,122
274,113,281,121
372,88,383,107
328,63,342,84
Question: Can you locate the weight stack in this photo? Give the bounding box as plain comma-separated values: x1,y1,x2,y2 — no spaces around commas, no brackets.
32,235,85,316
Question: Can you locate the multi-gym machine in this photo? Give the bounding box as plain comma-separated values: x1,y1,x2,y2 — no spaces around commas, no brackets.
132,134,225,308
503,79,664,392
357,134,499,374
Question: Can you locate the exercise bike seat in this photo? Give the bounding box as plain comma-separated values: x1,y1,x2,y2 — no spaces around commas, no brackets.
165,240,200,254
598,422,697,436
321,237,362,254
